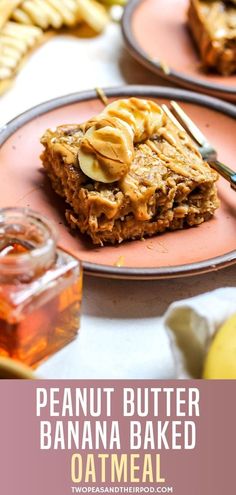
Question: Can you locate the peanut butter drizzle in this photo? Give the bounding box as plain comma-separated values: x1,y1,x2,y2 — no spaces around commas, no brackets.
147,140,194,179
122,121,210,217
147,122,207,180
157,125,201,157
120,170,156,221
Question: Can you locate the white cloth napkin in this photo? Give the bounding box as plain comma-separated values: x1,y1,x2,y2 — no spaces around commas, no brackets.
164,287,236,378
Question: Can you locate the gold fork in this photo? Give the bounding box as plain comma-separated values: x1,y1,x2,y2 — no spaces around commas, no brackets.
162,101,236,192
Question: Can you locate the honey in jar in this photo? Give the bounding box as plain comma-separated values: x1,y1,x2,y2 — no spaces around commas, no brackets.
0,207,82,368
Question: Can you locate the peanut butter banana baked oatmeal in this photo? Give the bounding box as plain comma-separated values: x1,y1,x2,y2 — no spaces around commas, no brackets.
40,98,219,245
188,0,236,75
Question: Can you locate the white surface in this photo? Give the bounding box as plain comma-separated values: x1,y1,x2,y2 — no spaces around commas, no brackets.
1,22,236,379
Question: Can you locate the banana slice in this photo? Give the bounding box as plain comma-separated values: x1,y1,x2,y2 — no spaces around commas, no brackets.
76,0,109,32
62,0,79,13
79,149,113,183
0,53,18,69
79,123,133,183
11,7,32,24
78,126,113,183
0,34,29,54
0,21,43,82
0,45,22,63
35,0,63,29
0,0,22,29
106,98,165,143
4,21,43,41
0,66,12,79
46,0,77,26
20,1,50,29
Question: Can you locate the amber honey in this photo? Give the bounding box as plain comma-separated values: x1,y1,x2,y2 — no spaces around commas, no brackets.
0,208,83,368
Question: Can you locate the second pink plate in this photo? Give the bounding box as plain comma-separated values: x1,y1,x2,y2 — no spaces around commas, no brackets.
122,0,236,102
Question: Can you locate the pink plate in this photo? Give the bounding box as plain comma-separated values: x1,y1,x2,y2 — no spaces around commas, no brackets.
0,86,235,279
122,0,236,101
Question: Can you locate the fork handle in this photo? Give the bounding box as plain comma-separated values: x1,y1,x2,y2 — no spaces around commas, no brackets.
208,160,236,192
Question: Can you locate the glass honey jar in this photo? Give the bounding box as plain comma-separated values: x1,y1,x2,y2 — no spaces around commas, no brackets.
0,207,82,368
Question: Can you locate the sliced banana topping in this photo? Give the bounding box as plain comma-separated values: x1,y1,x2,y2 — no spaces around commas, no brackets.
107,98,165,143
79,147,110,183
79,123,132,183
78,98,166,183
